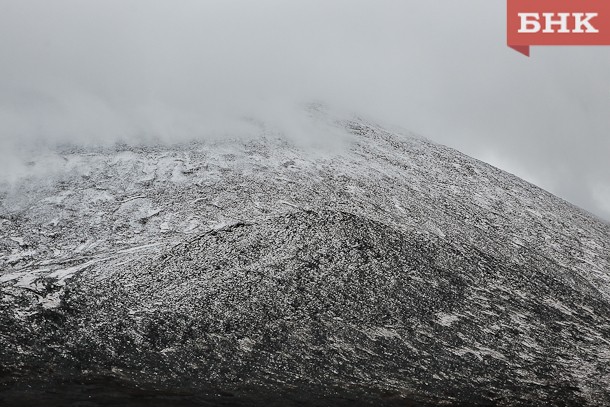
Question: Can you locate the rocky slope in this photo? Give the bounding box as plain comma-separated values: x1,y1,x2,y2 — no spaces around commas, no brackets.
1,109,609,406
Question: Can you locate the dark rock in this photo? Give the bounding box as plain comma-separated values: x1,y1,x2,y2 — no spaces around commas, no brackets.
1,114,609,405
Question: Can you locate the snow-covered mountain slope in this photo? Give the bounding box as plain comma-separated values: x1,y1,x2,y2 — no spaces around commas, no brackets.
1,110,609,406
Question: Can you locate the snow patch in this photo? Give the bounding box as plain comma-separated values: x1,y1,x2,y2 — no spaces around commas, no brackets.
436,313,459,327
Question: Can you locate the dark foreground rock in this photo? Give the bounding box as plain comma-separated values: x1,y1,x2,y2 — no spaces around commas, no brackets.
2,210,610,406
1,112,610,405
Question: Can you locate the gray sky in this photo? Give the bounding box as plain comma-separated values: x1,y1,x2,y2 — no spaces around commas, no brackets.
1,0,609,221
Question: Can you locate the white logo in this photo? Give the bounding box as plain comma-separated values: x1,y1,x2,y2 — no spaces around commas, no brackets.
518,12,599,33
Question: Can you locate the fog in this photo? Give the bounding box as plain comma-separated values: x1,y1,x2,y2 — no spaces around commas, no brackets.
1,0,609,221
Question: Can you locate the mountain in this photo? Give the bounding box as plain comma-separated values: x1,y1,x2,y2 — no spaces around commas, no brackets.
1,108,609,406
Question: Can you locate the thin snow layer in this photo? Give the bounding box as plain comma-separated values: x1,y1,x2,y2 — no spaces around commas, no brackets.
65,210,609,405
1,111,610,405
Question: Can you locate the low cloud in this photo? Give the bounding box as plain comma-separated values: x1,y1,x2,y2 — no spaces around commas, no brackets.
0,0,608,220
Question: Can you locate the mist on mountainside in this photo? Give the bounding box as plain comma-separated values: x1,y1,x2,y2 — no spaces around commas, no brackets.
1,1,609,220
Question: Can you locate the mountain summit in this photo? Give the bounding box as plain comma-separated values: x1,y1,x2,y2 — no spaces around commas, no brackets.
1,110,609,406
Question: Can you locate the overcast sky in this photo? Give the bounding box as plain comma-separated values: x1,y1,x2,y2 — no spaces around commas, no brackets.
0,0,609,221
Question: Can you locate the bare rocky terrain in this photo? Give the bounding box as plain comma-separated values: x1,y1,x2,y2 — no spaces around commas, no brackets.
1,110,609,406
